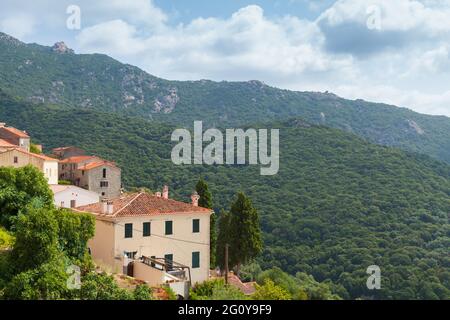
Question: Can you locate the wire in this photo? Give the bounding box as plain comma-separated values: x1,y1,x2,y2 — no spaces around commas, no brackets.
113,221,210,246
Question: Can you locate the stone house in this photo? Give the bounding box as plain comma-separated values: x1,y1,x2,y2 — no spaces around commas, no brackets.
58,155,121,199
0,122,30,152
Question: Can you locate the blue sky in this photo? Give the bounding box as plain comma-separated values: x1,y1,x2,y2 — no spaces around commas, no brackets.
1,0,450,117
154,0,335,22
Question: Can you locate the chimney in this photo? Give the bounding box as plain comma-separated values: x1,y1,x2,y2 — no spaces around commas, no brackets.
162,185,169,199
101,200,108,214
191,191,200,207
107,201,114,215
155,192,162,197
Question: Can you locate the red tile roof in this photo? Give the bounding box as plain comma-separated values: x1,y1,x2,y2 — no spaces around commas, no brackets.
0,138,16,148
76,192,212,217
52,146,73,151
60,155,99,164
0,147,58,161
78,160,117,171
0,126,29,138
226,273,257,295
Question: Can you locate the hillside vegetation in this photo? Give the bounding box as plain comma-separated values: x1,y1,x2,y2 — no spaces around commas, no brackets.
1,92,449,299
1,32,450,163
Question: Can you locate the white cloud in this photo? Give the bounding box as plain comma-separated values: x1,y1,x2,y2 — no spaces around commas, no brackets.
1,0,450,116
1,14,36,39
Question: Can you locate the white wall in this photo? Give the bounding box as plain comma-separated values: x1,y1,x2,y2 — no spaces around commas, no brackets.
43,161,58,185
53,186,100,208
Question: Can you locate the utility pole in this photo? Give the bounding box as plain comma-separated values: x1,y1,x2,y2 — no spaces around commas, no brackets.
225,243,229,285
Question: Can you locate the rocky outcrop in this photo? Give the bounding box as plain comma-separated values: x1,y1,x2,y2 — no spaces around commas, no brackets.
406,120,425,135
153,88,179,114
52,42,74,54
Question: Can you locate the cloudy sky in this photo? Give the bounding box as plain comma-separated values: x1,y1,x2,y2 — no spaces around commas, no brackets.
1,0,450,116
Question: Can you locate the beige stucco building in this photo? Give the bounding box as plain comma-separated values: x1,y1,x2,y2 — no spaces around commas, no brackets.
0,123,30,152
0,147,59,184
75,188,212,294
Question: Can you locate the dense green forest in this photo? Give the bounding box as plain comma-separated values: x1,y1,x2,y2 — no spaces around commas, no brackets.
1,32,450,164
1,92,449,299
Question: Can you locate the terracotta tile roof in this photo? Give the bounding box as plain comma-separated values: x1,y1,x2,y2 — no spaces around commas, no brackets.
49,184,71,193
78,160,117,171
60,155,99,164
76,192,212,217
1,147,58,162
0,126,29,138
0,138,16,148
52,146,73,151
227,273,257,295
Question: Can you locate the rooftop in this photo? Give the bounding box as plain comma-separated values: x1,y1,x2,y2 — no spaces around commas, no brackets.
76,192,212,218
59,155,99,164
0,126,29,138
0,147,58,162
0,138,16,148
49,184,71,193
78,160,117,171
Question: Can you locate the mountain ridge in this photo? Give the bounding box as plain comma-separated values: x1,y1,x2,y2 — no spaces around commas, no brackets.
1,31,450,164
0,91,449,299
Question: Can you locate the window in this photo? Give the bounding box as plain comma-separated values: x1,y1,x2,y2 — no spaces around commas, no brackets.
70,200,76,208
192,252,200,269
164,254,173,271
143,222,151,237
165,221,173,235
150,255,156,268
100,181,109,188
101,192,105,196
60,201,65,207
124,223,133,238
125,251,137,259
103,168,107,178
193,219,200,233
82,170,85,176
13,156,18,164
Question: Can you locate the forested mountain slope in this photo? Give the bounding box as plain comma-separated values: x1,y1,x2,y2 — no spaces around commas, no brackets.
1,32,450,163
1,92,449,299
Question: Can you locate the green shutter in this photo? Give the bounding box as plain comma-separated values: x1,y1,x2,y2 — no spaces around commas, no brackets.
192,252,200,268
125,223,133,238
165,254,173,271
143,222,151,237
165,221,173,235
193,219,200,233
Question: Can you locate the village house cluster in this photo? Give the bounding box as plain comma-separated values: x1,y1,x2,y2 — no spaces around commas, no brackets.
0,122,214,298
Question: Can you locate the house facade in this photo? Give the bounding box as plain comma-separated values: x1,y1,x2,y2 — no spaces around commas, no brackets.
0,123,30,152
75,188,212,287
52,146,85,159
0,147,58,184
50,184,100,209
59,155,121,199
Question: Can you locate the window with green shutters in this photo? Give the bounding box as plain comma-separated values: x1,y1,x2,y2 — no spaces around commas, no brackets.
143,222,151,237
124,223,133,238
165,221,173,235
192,251,200,268
165,254,173,271
192,219,200,233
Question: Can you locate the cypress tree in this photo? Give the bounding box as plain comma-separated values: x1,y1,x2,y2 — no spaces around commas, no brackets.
228,192,263,275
